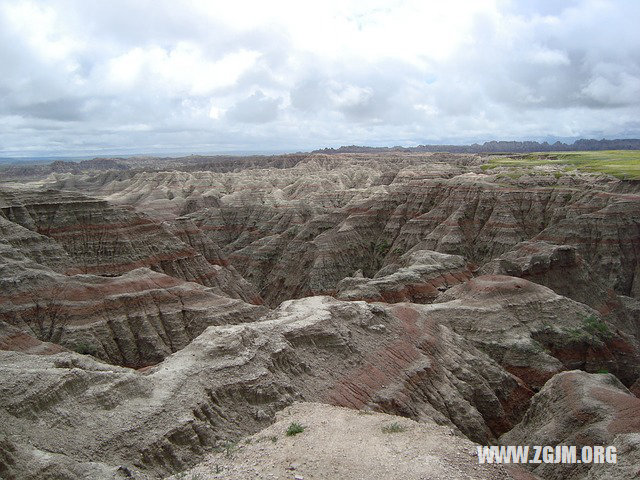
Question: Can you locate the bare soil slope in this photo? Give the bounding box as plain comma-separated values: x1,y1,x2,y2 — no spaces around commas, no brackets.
171,402,537,480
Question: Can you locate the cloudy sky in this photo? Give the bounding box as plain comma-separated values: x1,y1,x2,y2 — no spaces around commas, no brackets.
1,0,639,156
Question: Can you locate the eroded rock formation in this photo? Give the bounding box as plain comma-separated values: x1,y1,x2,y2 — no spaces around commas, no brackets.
0,296,534,478
1,152,639,480
501,370,640,480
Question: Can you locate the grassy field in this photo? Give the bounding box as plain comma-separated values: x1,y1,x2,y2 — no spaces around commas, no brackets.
481,150,640,180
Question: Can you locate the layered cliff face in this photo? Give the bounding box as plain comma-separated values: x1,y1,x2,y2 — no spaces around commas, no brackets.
106,158,636,309
38,154,639,308
336,248,473,303
1,288,637,479
0,187,265,368
432,275,640,389
0,241,266,367
534,197,640,298
0,320,67,355
0,187,261,304
481,240,640,340
1,152,639,480
501,371,640,480
0,296,533,479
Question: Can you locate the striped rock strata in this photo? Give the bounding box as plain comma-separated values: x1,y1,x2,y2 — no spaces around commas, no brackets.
0,235,266,367
432,275,640,389
35,156,640,311
336,248,473,303
0,187,261,304
501,370,640,480
0,296,532,479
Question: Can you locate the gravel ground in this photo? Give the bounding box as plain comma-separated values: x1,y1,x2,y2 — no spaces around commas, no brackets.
168,402,537,480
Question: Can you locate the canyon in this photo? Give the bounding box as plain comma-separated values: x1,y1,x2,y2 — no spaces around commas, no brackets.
0,151,639,479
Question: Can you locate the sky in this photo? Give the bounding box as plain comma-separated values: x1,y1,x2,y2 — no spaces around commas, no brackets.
1,0,639,156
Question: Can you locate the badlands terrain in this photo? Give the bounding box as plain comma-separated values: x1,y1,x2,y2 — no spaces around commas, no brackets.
0,151,639,479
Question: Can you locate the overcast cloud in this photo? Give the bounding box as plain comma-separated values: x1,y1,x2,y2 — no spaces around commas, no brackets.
1,0,639,156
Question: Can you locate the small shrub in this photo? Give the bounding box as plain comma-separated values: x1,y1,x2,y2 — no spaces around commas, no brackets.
567,327,587,341
583,315,611,339
214,441,237,458
72,342,97,356
270,435,278,443
381,422,407,433
567,315,612,344
375,240,390,255
223,441,236,458
286,422,305,436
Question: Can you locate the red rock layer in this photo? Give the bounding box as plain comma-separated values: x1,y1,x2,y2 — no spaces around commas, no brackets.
0,267,266,368
501,370,640,480
0,296,533,478
0,188,262,304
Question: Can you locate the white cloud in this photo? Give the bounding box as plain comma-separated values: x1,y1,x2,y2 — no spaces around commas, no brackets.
581,72,640,106
529,47,570,66
1,1,81,63
226,90,281,123
0,0,639,155
330,84,373,108
106,44,259,94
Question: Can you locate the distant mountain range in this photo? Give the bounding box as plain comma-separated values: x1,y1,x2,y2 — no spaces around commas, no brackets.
314,138,640,154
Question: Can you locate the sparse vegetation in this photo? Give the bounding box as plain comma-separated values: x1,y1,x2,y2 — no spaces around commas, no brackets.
375,240,391,255
213,441,237,458
381,422,407,433
582,315,611,339
567,315,612,344
530,341,546,354
540,319,554,331
567,327,586,341
482,150,640,179
72,342,98,356
596,368,609,374
286,421,305,436
223,441,237,458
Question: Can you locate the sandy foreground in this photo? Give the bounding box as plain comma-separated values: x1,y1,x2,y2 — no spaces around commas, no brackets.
169,402,536,480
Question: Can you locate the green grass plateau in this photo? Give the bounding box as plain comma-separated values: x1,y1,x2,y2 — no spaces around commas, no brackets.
481,150,640,180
